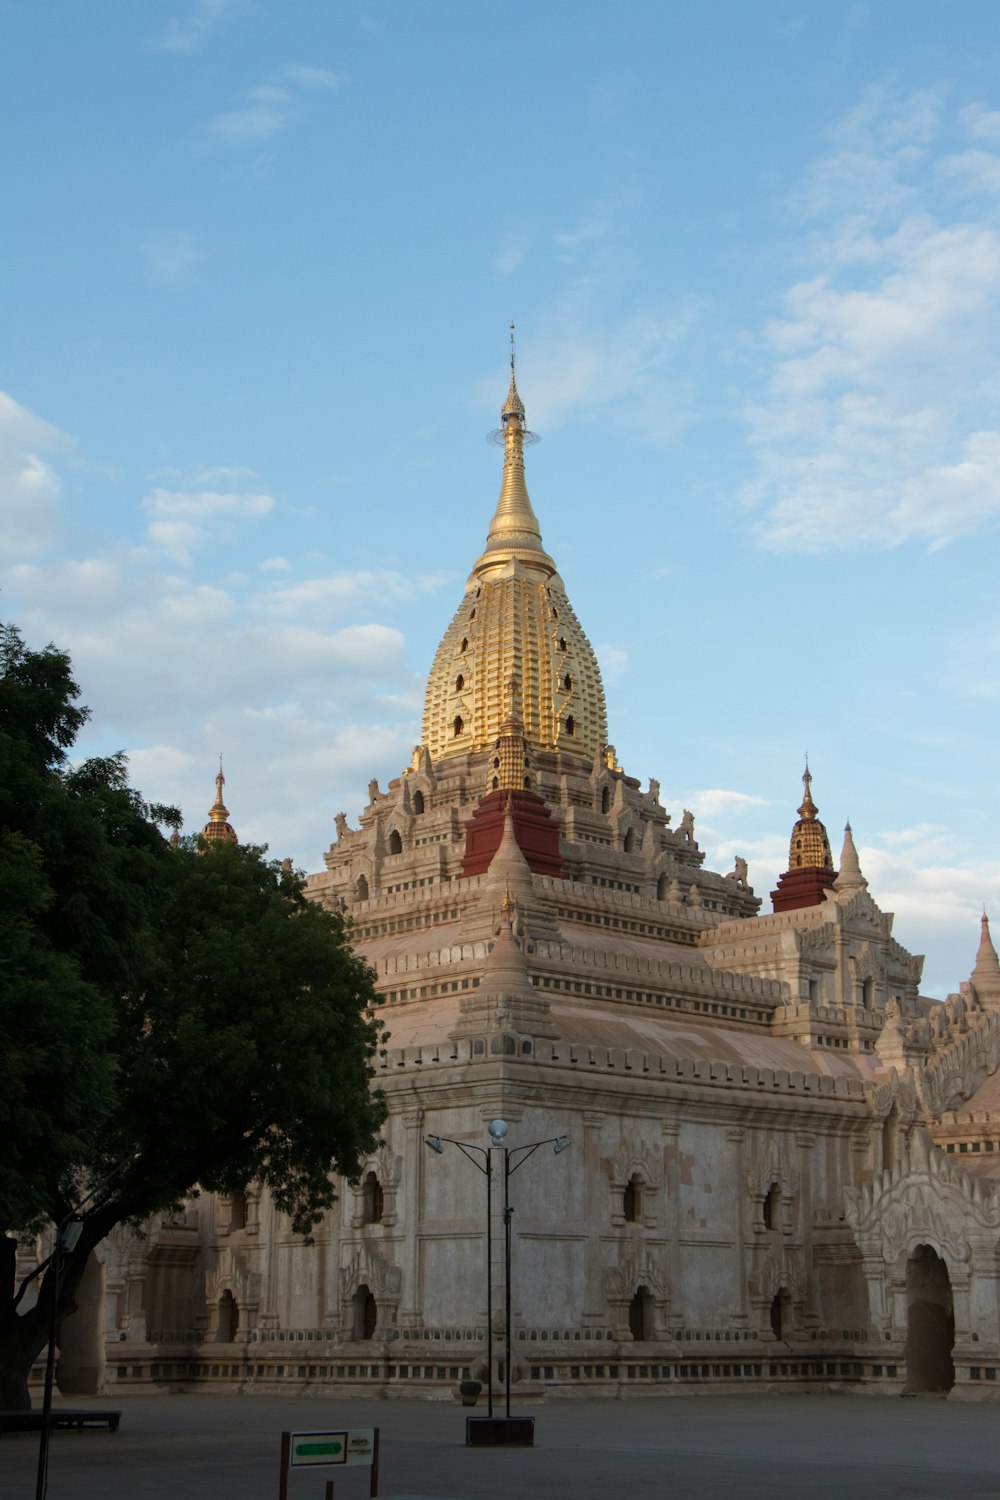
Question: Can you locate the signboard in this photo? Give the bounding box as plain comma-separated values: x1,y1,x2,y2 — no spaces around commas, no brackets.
279,1427,379,1498
289,1429,375,1467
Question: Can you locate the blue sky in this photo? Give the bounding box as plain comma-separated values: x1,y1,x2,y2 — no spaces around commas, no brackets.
3,0,1000,996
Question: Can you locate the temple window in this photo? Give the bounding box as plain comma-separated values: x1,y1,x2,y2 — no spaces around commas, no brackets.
623,1174,642,1223
388,829,403,855
355,874,369,902
862,977,875,1009
763,1182,780,1230
601,786,610,814
454,716,464,737
455,673,464,691
628,1286,652,1341
883,1105,899,1171
559,637,567,651
623,827,635,853
412,790,425,815
564,673,572,691
229,1190,247,1231
353,1285,377,1341
362,1171,384,1225
460,638,468,653
565,715,575,736
493,777,499,789
217,1289,238,1343
470,608,476,620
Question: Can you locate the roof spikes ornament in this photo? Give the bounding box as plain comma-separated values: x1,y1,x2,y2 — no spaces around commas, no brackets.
834,820,868,893
971,911,1000,1003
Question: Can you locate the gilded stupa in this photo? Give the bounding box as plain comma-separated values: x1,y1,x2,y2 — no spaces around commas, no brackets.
201,761,238,845
420,332,607,764
770,762,836,912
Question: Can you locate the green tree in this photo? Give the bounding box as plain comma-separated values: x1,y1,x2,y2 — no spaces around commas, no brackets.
0,624,386,1408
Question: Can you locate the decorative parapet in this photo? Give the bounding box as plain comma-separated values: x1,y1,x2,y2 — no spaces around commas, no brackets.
375,1035,868,1102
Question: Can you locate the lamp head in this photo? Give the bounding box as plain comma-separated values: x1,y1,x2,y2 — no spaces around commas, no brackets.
488,1118,509,1144
60,1218,85,1253
553,1136,570,1155
424,1135,444,1154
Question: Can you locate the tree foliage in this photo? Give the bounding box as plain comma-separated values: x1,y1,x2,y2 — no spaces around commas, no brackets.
0,622,386,1406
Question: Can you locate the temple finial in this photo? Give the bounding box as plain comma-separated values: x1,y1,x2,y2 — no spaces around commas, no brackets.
798,756,817,820
202,757,238,845
501,320,525,425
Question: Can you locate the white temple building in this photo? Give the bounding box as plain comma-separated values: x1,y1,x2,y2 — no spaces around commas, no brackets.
52,357,1000,1402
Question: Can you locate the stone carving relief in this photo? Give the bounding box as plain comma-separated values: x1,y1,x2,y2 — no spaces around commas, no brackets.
844,1129,1000,1271
603,1246,667,1304
745,1142,799,1201
609,1142,660,1192
750,1248,806,1304
339,1248,402,1301
919,1012,1000,1117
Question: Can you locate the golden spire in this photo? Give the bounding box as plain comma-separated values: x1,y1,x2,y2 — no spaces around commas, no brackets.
787,759,833,871
477,323,554,574
210,760,229,822
202,757,238,845
420,335,609,764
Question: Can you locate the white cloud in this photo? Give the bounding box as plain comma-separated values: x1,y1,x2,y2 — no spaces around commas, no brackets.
211,85,294,146
281,65,340,90
262,570,451,615
961,103,1000,143
143,229,204,288
209,65,340,147
689,789,769,819
0,393,75,557
743,89,1000,552
259,556,291,572
494,234,529,278
142,486,274,562
146,0,238,54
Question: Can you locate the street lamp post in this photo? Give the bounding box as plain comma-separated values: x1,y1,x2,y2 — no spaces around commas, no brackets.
426,1120,568,1442
424,1134,494,1417
489,1120,569,1420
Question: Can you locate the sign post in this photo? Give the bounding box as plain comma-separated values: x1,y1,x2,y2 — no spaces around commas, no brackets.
279,1428,379,1499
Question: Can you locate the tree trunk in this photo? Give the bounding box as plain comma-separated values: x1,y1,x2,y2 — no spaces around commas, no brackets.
0,1222,107,1412
0,1302,48,1410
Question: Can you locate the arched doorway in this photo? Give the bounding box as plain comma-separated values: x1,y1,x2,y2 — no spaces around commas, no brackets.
905,1245,955,1393
769,1288,788,1341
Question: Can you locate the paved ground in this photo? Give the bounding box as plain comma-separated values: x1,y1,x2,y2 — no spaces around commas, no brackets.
1,1391,998,1499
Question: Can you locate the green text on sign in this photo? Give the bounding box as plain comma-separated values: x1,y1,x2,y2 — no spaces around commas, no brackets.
290,1431,348,1467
